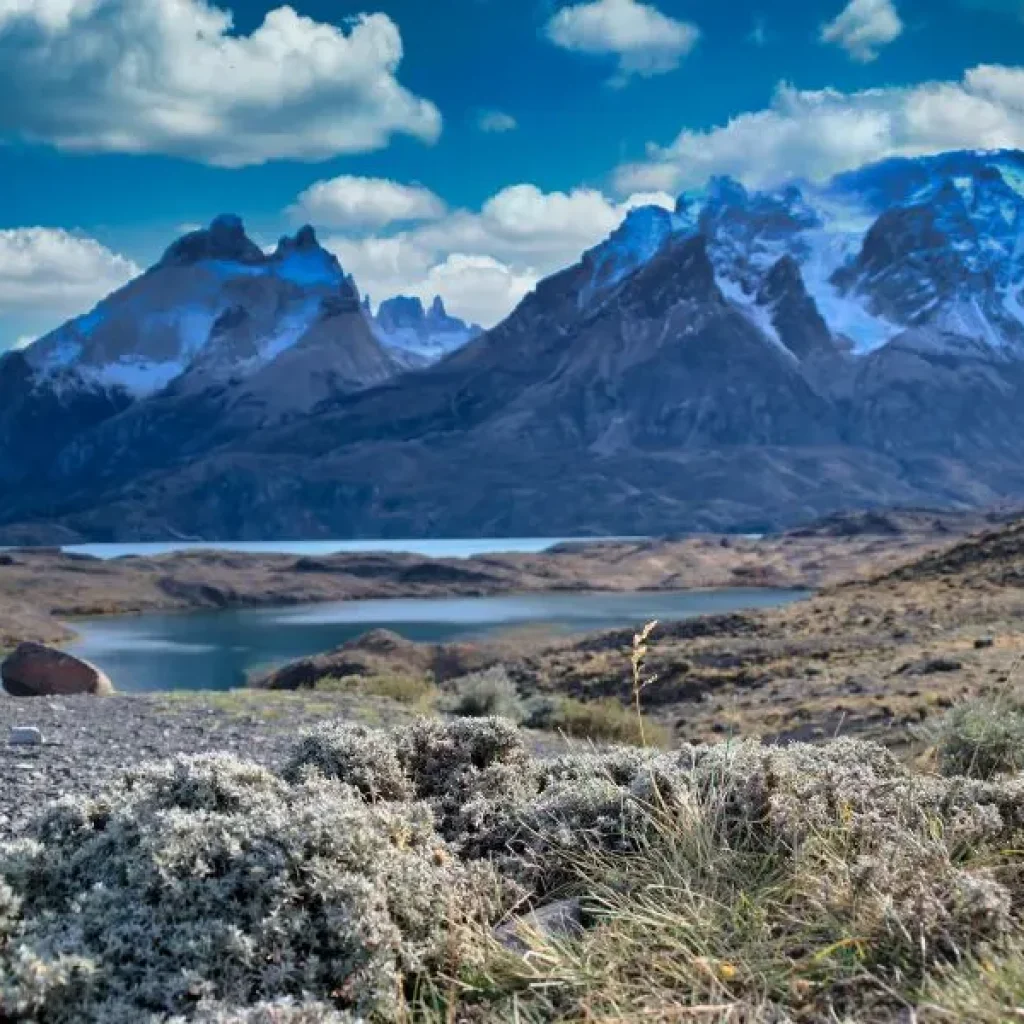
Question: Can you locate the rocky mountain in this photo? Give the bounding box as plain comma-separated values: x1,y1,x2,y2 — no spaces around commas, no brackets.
0,218,401,487
367,295,481,366
3,148,1024,541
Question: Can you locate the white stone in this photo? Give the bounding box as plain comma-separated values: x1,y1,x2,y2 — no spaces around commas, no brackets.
9,726,43,746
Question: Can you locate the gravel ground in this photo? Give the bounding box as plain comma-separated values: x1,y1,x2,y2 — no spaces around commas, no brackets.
0,690,426,837
0,691,570,838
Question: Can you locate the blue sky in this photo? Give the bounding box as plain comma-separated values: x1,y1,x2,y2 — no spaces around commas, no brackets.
1,0,1024,345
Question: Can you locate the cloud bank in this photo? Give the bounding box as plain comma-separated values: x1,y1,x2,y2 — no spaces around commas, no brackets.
615,65,1024,192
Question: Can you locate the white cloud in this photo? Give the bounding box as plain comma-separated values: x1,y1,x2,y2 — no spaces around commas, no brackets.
12,335,35,350
478,110,519,133
614,65,1024,193
416,255,537,327
322,184,675,326
821,0,903,63
0,228,139,311
0,0,441,167
545,0,699,84
290,176,447,230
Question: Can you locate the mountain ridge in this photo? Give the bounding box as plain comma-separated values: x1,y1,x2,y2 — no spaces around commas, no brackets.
4,147,1024,541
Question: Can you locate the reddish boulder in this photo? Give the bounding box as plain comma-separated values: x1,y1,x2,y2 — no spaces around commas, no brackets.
1,642,114,697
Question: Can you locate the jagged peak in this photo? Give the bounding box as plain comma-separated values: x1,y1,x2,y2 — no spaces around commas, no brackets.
706,175,749,207
378,295,427,323
273,224,325,259
157,215,265,269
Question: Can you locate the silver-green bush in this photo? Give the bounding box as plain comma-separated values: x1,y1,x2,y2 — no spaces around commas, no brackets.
441,666,525,722
0,753,503,1023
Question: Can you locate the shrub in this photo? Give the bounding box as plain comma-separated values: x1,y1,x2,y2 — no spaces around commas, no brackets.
525,695,670,747
0,752,505,1024
928,695,1024,779
442,666,525,722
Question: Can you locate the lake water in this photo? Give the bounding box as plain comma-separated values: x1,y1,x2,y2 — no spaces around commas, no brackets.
68,588,808,693
61,537,644,560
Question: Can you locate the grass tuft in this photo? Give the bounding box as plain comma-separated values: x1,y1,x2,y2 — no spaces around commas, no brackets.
315,672,438,710
927,694,1024,779
527,695,670,747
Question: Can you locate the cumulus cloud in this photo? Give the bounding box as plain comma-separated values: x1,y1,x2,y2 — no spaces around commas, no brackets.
545,0,699,84
477,110,519,133
0,228,139,311
0,227,140,350
321,184,674,326
821,0,903,63
0,0,441,166
290,176,447,230
614,65,1024,193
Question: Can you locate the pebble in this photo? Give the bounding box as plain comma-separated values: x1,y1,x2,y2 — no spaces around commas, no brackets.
9,726,42,746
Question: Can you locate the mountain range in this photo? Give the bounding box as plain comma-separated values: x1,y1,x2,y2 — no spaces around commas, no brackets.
3,148,1024,542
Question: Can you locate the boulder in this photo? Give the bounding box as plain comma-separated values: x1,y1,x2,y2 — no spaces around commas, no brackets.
494,898,584,954
2,642,114,697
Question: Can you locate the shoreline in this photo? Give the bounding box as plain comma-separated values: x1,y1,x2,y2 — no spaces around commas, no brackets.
0,507,1008,651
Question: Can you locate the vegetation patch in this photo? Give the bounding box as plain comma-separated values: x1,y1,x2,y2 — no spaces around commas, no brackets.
525,694,670,747
315,672,439,710
3,718,1024,1022
441,666,526,722
926,693,1024,779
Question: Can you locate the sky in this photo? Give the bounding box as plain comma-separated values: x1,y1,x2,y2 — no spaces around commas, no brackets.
2,0,1024,347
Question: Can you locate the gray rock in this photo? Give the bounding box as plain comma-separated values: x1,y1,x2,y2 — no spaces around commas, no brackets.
9,726,42,746
494,898,584,954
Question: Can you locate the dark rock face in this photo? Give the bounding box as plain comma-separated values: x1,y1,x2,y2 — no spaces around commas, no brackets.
0,351,132,487
157,214,267,268
757,256,836,363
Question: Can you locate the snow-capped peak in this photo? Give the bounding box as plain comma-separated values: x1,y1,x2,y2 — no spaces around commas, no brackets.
24,216,365,398
575,149,1024,359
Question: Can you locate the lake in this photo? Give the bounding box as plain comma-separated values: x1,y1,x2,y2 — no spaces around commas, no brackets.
68,588,808,693
61,537,645,560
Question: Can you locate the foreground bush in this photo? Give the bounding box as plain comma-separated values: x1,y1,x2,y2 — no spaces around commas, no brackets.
3,720,1024,1022
0,753,505,1023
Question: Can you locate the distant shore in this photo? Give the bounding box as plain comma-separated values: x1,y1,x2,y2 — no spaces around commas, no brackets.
0,507,1006,651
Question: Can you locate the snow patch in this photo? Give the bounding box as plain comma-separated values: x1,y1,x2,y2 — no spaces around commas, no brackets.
716,274,791,357
84,359,186,397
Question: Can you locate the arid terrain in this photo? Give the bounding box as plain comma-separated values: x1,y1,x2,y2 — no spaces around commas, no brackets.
245,508,1024,757
0,505,1012,649
5,509,1024,1021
